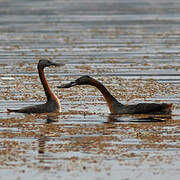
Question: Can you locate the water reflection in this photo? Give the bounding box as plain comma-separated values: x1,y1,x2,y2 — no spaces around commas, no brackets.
0,110,178,179
36,112,176,158
38,115,59,154
107,114,172,123
46,115,59,123
38,134,47,154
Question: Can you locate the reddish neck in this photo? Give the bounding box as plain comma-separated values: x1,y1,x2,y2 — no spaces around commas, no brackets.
90,79,122,113
38,65,56,101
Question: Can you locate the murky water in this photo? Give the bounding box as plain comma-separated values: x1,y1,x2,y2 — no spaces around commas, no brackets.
0,0,180,180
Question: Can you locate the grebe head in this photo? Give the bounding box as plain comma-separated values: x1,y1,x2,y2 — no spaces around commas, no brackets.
38,59,64,68
57,75,92,88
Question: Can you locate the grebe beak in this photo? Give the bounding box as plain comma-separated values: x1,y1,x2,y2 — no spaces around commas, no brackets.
57,81,77,88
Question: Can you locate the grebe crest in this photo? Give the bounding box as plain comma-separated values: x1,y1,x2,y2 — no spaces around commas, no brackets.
74,75,91,85
60,75,93,88
38,59,64,68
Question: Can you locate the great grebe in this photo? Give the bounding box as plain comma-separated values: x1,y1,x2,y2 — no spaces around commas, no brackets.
57,76,172,115
7,59,64,114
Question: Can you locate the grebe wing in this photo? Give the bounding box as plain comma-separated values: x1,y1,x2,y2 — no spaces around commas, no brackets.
128,103,172,114
7,103,47,114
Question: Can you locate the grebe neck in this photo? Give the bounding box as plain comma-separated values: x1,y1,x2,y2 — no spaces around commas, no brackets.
38,65,57,101
90,79,122,113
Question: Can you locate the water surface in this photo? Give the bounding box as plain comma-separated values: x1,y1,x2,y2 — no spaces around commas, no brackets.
0,0,180,180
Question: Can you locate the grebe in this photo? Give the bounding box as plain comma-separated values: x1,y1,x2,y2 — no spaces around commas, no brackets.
7,59,64,114
57,76,172,115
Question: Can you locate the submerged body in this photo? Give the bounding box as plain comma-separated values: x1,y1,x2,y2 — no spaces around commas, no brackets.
7,59,63,114
57,76,172,115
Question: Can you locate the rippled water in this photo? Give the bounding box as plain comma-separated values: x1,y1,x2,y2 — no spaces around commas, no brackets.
0,0,180,180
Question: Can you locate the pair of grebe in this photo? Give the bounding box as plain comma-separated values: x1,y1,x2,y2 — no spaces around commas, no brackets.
7,60,172,115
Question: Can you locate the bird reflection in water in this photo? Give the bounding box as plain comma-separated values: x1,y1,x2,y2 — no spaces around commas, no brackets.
38,134,48,154
38,115,59,154
107,114,172,123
